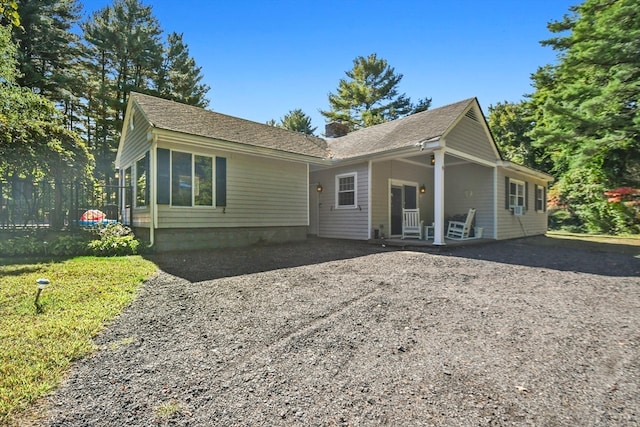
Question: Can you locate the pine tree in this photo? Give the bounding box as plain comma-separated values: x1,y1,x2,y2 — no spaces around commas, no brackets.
11,0,83,130
82,0,163,184
157,32,209,107
530,0,640,232
279,109,316,135
320,54,413,130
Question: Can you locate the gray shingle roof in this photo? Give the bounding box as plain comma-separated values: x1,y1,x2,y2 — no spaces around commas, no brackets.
327,98,475,159
131,92,329,158
131,92,475,161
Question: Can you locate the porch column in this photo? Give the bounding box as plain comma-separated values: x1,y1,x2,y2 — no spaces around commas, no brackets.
433,149,446,245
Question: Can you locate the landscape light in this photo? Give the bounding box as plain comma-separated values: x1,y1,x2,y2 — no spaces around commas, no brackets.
35,278,50,312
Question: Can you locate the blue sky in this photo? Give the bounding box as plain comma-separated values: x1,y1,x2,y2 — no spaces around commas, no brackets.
81,0,578,133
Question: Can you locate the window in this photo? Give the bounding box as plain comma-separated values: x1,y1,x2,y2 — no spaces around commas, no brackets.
535,185,545,212
194,155,213,206
124,167,132,207
172,151,192,206
509,178,525,209
170,151,214,207
336,172,357,208
135,153,149,207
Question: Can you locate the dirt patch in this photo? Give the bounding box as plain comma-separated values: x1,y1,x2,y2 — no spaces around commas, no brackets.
31,237,640,426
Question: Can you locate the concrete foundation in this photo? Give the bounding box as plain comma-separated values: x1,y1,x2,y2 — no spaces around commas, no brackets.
134,226,307,252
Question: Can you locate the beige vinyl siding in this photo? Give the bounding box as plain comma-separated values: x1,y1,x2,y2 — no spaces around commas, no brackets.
157,145,308,228
496,168,549,239
445,115,498,163
311,163,369,240
444,163,495,239
119,108,152,228
117,107,151,169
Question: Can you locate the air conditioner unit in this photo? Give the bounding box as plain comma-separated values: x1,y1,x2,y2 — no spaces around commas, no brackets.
513,206,524,216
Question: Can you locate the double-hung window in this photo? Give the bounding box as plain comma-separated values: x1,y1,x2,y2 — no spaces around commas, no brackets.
535,185,545,212
509,178,525,209
336,172,357,208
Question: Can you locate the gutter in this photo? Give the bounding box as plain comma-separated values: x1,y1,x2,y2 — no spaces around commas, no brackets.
499,161,554,182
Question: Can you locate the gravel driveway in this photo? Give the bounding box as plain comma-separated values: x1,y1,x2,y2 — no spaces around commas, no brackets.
38,237,640,426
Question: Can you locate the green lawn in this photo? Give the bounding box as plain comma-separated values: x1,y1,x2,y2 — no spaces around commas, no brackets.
0,256,157,425
546,231,640,256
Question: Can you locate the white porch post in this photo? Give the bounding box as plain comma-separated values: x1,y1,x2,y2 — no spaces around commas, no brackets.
433,149,446,245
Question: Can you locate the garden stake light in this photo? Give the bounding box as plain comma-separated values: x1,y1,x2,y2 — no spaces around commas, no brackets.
35,278,50,313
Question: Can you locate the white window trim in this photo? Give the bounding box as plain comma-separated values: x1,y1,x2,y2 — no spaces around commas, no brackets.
509,178,525,209
535,185,545,212
335,172,357,209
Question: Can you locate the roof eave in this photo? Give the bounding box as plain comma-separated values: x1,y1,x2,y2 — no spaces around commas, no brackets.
499,161,554,182
152,128,329,164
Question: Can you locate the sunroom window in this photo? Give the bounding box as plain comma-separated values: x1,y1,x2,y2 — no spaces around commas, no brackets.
135,153,149,207
171,151,213,207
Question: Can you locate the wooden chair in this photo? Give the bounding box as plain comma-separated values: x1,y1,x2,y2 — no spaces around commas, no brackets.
446,208,476,240
402,208,423,239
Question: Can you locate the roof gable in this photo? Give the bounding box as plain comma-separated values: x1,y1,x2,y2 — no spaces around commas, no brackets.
129,92,329,159
326,98,475,159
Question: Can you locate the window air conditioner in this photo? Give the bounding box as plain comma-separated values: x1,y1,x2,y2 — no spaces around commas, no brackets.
513,206,524,216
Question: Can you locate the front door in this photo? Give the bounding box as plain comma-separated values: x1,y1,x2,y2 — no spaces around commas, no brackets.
390,184,418,236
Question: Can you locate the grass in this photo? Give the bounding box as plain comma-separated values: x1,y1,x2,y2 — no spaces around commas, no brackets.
0,256,157,425
154,400,183,420
546,230,640,256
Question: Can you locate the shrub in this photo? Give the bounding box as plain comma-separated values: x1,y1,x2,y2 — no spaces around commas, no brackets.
0,235,47,257
88,223,141,256
48,234,91,257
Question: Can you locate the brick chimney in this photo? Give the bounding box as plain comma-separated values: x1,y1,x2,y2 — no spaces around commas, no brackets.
325,122,350,138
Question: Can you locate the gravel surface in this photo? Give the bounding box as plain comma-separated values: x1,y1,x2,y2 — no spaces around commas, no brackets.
36,237,640,426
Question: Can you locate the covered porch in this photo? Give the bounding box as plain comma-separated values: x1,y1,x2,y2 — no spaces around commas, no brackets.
369,147,496,245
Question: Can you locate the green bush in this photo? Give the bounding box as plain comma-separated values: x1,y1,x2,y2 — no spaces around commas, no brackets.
0,235,44,257
88,223,141,256
48,234,91,256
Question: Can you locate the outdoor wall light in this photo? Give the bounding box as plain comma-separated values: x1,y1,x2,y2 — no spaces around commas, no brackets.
316,184,323,193
430,154,435,166
420,185,426,194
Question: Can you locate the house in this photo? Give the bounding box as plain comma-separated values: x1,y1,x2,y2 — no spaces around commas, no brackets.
115,92,552,251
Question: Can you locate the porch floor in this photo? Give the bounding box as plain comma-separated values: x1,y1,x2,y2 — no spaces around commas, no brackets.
369,237,494,249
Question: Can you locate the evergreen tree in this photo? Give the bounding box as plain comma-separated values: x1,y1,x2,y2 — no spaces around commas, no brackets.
530,0,640,233
410,97,432,114
11,0,83,130
279,109,316,135
321,54,413,130
157,32,209,107
82,0,163,184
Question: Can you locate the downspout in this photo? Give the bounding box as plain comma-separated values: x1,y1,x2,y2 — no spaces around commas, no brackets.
149,134,158,247
368,160,372,239
306,163,310,232
493,166,498,240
